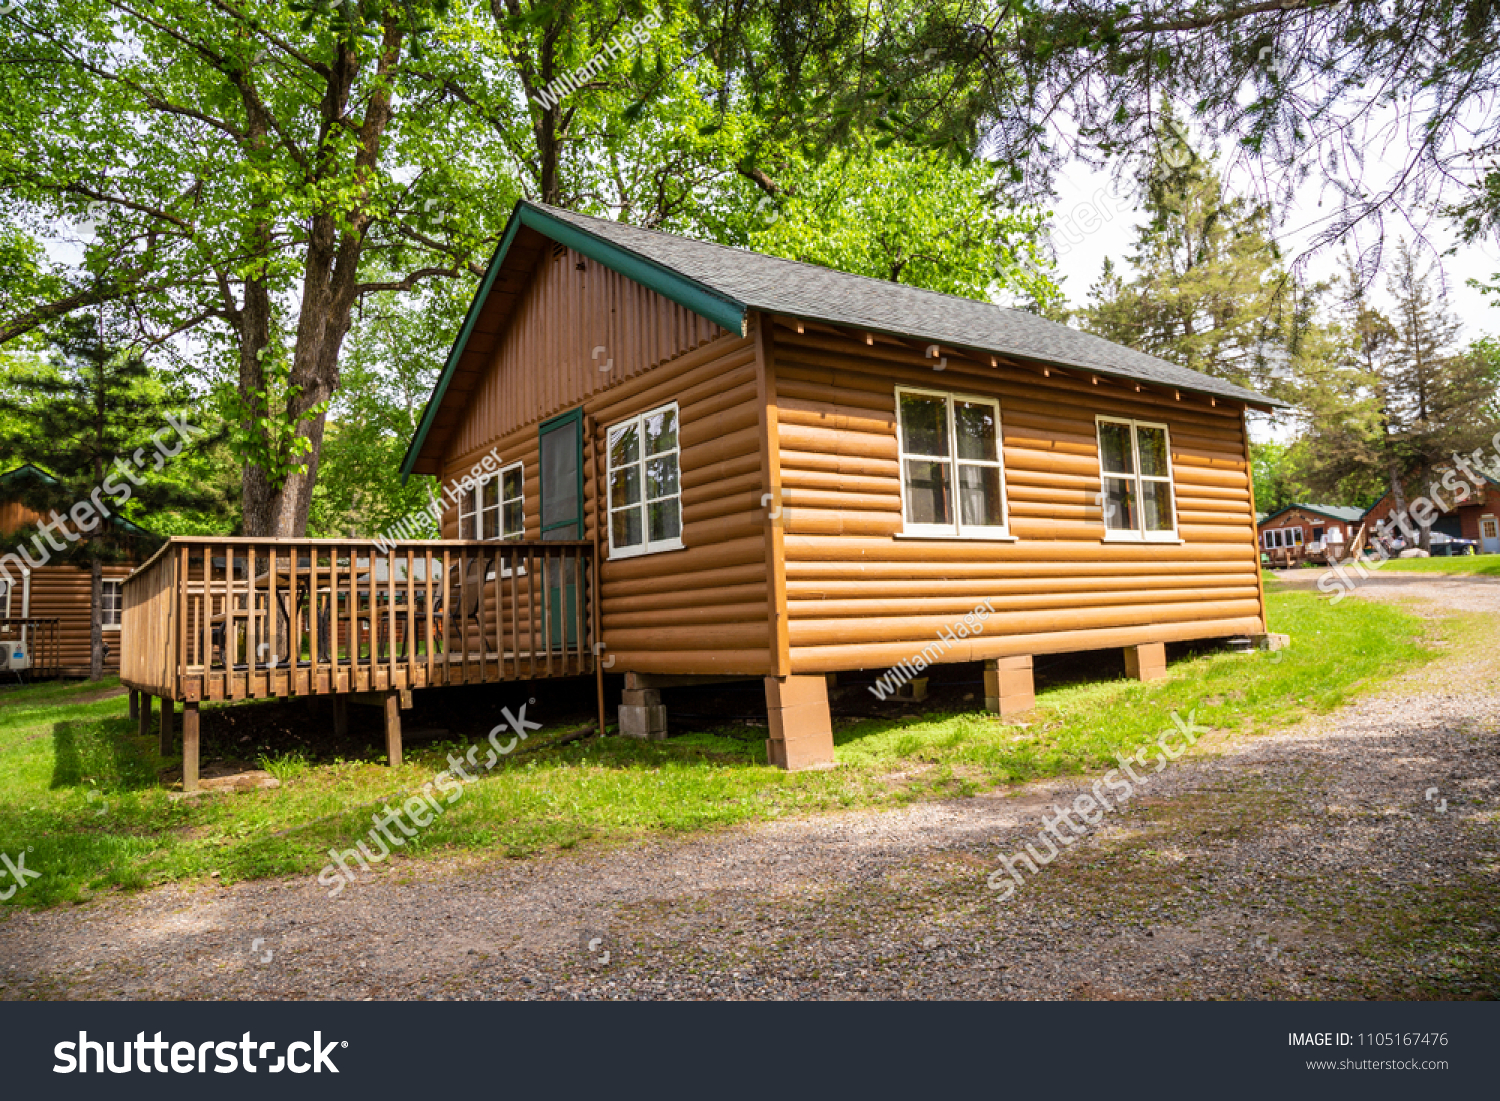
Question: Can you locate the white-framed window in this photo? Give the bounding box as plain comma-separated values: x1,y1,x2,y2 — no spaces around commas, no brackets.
1261,527,1304,550
458,463,525,540
101,579,122,630
606,402,682,559
499,462,525,539
894,387,1009,538
1096,417,1178,541
459,482,479,539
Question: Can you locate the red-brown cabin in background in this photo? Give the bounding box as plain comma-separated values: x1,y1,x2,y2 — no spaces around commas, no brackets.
1255,504,1366,568
0,463,148,678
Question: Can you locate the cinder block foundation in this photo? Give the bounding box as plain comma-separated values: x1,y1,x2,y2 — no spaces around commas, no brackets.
764,675,834,770
618,684,668,740
984,655,1035,716
1124,641,1168,681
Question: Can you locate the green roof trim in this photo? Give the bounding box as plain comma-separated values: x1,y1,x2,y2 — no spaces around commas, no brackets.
399,201,749,483
1258,503,1366,526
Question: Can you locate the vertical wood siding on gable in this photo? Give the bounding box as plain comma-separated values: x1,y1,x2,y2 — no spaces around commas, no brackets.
447,246,727,458
767,322,1266,673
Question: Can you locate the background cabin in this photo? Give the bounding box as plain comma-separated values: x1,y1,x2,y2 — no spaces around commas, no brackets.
400,201,1283,769
0,464,150,677
1257,504,1366,567
1363,472,1500,555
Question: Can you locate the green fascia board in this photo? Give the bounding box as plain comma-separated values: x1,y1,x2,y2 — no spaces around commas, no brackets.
1258,503,1362,526
399,202,748,484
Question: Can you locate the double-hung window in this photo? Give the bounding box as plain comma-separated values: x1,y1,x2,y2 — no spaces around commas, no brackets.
895,387,1009,538
606,402,682,558
101,580,122,629
1096,417,1178,541
1262,527,1302,550
458,462,525,540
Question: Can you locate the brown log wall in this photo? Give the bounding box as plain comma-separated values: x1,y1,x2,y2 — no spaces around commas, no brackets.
441,331,773,676
16,563,134,676
766,320,1266,673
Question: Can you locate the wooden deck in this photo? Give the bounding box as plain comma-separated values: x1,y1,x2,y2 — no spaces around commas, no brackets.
121,537,600,788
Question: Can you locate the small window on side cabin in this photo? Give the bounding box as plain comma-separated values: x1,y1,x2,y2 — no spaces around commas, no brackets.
606,402,682,559
458,462,525,540
101,580,122,629
500,463,525,538
895,388,1008,538
1096,417,1178,541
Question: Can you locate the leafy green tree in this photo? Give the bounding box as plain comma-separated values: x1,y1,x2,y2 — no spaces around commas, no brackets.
305,289,456,536
729,145,1057,305
1250,440,1310,515
0,0,516,537
0,317,223,678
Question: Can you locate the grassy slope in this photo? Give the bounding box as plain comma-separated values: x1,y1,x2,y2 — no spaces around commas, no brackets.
0,587,1443,906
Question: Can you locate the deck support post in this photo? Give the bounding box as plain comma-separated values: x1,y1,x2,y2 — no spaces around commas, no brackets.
128,689,139,720
763,675,834,770
138,694,152,743
1124,642,1168,681
618,672,668,740
383,691,402,767
182,703,200,792
984,655,1035,717
159,696,175,755
333,694,348,739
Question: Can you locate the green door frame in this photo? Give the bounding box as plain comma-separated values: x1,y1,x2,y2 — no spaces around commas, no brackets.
539,407,584,540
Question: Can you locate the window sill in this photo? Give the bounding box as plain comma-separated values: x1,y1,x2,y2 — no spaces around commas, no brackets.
1101,533,1184,545
607,539,686,562
895,531,1018,543
102,625,122,632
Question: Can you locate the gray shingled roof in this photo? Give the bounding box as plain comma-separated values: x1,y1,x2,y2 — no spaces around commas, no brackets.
532,201,1283,409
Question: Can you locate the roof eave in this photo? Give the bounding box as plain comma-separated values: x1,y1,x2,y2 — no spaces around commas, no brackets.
767,311,1285,413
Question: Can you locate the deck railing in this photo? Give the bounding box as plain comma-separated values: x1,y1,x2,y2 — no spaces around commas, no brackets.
122,537,598,702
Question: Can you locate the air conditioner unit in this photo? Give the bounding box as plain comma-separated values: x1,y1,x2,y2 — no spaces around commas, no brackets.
0,640,30,671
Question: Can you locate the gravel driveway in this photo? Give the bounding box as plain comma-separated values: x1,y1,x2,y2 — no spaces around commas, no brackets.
2,574,1497,1001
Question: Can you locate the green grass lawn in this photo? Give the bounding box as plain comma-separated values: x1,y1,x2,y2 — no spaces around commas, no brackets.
0,588,1446,907
1365,554,1500,576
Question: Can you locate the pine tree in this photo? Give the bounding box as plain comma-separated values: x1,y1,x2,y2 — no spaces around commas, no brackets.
0,316,220,678
1379,242,1494,550
1080,123,1299,395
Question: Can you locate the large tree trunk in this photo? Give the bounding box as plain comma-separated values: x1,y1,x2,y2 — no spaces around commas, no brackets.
237,25,401,537
89,555,103,681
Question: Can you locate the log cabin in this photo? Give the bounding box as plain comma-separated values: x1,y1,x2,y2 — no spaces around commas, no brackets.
0,463,151,677
1256,504,1365,567
396,200,1286,770
1362,470,1500,555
